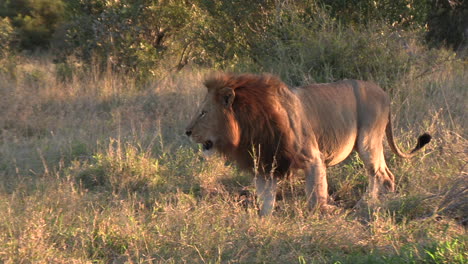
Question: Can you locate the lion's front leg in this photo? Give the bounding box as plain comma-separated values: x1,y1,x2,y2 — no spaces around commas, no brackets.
305,154,330,212
255,176,277,216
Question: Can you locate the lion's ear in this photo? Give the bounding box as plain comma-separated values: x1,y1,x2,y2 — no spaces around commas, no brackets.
219,87,235,108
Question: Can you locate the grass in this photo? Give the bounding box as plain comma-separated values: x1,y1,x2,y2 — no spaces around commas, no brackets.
0,52,466,263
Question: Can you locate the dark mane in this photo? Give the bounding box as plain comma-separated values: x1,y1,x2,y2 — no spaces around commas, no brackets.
204,73,306,176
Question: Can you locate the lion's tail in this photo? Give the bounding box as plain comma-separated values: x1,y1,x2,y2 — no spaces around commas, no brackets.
385,112,431,159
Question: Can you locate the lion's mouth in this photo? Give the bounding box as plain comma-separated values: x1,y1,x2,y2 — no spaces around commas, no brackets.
202,140,213,151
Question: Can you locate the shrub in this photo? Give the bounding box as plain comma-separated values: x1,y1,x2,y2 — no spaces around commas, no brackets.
234,7,415,87
0,17,15,58
0,0,65,49
62,0,196,80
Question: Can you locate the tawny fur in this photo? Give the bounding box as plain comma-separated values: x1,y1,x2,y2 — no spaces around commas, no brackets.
186,73,431,215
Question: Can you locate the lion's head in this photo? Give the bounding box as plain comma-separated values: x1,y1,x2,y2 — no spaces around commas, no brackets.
185,73,306,175
185,74,240,157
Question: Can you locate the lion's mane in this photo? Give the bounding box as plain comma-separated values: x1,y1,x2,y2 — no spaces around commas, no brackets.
204,73,307,176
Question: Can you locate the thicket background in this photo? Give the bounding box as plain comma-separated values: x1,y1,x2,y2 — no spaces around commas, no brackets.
1,0,467,78
0,0,466,263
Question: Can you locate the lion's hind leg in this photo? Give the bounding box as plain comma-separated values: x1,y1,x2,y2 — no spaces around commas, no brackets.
357,131,396,200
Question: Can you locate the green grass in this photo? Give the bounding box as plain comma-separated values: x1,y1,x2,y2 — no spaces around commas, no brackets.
0,52,466,263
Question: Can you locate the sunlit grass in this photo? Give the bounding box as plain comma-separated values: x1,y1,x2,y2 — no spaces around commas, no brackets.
0,53,466,263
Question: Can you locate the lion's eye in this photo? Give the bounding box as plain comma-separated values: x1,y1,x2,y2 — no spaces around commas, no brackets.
200,110,207,118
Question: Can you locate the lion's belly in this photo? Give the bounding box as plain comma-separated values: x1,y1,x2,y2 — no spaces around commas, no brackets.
324,133,357,166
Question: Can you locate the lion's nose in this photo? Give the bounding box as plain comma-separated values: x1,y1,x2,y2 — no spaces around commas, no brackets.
185,130,192,137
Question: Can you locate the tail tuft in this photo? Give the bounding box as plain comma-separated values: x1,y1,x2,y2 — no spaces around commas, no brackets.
411,133,431,153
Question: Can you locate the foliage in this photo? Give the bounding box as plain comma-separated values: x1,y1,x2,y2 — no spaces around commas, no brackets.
0,0,65,49
62,0,198,79
233,7,415,86
0,17,15,58
1,0,465,81
316,0,431,27
192,0,277,68
425,0,468,52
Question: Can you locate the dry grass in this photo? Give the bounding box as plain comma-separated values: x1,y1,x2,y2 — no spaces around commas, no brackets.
0,54,466,263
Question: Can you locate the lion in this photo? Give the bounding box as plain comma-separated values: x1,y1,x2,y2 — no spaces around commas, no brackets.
185,73,431,216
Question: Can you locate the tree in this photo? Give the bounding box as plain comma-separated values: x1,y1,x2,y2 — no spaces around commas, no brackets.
0,0,65,49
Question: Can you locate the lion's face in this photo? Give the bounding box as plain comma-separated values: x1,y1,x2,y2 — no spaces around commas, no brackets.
185,89,239,156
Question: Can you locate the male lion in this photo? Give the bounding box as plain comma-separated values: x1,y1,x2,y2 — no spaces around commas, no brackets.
185,73,431,216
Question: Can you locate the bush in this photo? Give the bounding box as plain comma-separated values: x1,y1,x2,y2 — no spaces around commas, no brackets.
0,0,65,49
50,1,463,82
426,0,468,54
0,17,15,58
62,0,196,79
232,7,415,87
